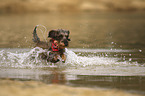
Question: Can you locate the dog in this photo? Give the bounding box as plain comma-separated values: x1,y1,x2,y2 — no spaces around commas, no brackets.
32,26,71,63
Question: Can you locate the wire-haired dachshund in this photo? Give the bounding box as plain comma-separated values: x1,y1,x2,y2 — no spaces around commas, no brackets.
33,26,71,63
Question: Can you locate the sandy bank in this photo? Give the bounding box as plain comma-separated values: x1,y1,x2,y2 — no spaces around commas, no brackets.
0,0,145,13
0,79,142,96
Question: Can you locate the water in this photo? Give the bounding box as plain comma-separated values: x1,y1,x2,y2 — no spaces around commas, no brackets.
0,12,145,95
0,12,145,48
0,47,145,94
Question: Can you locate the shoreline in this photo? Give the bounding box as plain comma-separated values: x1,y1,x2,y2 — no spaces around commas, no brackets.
0,79,143,96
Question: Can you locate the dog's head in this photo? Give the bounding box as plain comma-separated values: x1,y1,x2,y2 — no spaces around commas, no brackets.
48,29,71,49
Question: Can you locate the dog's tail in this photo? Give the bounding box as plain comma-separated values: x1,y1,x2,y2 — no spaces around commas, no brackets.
32,26,40,43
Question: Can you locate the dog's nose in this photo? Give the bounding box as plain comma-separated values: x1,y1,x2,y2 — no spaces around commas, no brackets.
63,40,68,46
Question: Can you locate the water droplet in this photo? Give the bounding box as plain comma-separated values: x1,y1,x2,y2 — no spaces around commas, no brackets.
111,42,114,44
139,50,142,52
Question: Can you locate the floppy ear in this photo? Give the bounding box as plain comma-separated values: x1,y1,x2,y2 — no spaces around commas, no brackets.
48,30,58,38
67,30,71,41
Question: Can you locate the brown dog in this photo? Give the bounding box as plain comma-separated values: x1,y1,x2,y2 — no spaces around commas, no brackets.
33,26,70,63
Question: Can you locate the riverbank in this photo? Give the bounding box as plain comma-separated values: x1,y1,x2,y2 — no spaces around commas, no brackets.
0,0,145,13
0,79,143,96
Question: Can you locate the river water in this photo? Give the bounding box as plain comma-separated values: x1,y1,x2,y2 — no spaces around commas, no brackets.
0,12,145,95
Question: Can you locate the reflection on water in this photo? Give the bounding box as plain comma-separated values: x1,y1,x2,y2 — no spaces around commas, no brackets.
68,75,145,94
0,68,145,95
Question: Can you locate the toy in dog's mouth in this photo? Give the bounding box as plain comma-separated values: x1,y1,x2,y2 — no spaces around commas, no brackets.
51,39,69,50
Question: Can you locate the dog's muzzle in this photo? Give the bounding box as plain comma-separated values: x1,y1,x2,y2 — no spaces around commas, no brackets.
63,39,68,46
60,39,69,47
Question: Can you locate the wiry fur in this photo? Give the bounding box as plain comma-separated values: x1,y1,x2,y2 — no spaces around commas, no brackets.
32,26,70,63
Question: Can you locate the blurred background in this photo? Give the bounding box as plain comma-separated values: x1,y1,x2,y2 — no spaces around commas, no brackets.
0,0,145,49
1,0,145,13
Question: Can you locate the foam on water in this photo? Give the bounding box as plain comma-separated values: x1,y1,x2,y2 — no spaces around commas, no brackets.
0,47,142,68
0,47,47,68
65,48,117,67
65,48,142,67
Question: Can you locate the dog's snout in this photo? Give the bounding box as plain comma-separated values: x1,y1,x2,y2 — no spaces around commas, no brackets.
63,40,68,46
64,40,68,46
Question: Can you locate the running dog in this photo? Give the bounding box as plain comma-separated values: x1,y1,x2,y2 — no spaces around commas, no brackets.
32,26,71,63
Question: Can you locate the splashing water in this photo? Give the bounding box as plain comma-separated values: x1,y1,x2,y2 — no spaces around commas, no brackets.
65,48,118,67
0,47,48,68
35,25,48,43
0,47,142,69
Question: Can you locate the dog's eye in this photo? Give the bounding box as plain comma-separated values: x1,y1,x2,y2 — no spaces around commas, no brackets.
65,35,68,38
66,35,70,41
58,35,63,39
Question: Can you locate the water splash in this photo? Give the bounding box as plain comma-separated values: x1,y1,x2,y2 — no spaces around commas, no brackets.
65,49,140,67
0,47,47,68
0,48,142,68
35,25,48,43
65,49,116,67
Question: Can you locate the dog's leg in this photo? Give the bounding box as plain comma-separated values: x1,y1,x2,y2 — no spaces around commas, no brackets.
61,54,66,63
47,52,60,63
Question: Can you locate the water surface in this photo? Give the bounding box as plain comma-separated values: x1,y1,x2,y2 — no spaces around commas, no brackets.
0,12,145,48
0,48,145,94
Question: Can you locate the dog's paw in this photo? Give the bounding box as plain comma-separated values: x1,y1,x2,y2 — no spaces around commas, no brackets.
62,60,65,63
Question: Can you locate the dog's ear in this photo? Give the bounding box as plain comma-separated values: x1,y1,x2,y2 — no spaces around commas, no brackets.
67,30,70,34
48,30,58,38
67,30,71,41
